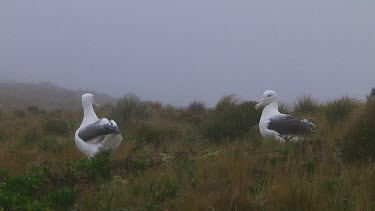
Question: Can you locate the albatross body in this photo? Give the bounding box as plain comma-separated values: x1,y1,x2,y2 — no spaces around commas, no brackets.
255,90,315,142
75,93,123,158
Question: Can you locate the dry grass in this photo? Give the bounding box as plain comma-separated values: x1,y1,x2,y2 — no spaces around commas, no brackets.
1,95,375,210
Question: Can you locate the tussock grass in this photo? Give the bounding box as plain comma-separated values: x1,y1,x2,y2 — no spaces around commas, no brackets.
215,94,240,112
180,100,207,124
294,95,322,114
342,98,375,163
2,92,375,210
78,151,116,182
367,88,375,101
201,100,261,142
111,94,151,126
325,97,359,125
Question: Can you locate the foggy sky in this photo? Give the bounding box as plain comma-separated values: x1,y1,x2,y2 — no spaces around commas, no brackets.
1,1,374,106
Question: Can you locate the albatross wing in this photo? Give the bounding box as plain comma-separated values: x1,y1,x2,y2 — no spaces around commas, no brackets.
78,118,120,142
268,115,315,136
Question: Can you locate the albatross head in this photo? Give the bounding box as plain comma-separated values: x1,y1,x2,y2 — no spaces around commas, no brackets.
82,93,99,108
255,90,279,110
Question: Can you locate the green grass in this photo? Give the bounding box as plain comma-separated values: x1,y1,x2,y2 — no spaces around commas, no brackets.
78,151,116,182
294,95,322,114
201,101,261,142
111,94,151,126
325,97,359,125
342,97,375,162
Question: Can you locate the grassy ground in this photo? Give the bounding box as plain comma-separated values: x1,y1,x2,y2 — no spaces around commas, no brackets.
1,95,375,210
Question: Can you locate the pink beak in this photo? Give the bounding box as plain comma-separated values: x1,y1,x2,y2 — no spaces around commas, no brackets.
255,100,265,110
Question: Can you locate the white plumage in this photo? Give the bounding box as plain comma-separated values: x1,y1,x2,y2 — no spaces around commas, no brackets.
255,90,315,142
75,93,123,158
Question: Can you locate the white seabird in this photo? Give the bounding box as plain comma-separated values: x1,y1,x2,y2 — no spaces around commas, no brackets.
255,90,315,142
75,93,123,158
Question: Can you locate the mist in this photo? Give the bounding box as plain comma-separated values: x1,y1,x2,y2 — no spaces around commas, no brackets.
1,1,374,106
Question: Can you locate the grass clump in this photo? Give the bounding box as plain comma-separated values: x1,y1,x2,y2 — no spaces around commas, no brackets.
367,88,375,101
215,94,240,112
0,169,47,209
111,94,151,126
342,98,375,162
180,100,207,124
78,151,116,182
0,167,78,210
325,97,359,125
201,100,261,142
294,95,321,114
42,187,77,209
43,119,69,136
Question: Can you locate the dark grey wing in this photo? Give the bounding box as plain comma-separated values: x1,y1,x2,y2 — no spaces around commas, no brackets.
78,118,120,142
268,115,315,135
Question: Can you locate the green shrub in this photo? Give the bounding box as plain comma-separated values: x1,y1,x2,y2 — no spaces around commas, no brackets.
325,97,359,124
3,174,46,198
0,167,79,210
180,100,207,124
78,151,116,181
42,187,77,209
367,88,375,101
111,95,151,126
43,119,69,136
342,98,375,162
215,94,240,112
294,95,321,114
201,101,261,142
0,170,48,209
135,158,147,170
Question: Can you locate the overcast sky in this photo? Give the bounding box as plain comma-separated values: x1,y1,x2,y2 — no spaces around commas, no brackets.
1,1,374,106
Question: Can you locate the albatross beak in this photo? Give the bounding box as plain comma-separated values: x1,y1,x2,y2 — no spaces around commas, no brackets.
255,100,265,110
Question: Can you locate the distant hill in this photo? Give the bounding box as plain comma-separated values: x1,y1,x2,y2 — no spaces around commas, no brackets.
0,82,116,111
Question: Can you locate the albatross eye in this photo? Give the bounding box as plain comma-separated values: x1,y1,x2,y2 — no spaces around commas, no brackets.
268,94,271,97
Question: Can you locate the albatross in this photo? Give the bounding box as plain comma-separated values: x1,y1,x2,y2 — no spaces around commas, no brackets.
75,93,123,158
255,90,315,142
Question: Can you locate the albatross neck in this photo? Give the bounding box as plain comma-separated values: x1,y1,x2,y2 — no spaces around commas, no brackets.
81,102,98,127
262,102,280,118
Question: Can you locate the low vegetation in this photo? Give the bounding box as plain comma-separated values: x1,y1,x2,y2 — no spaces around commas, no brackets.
1,88,375,210
294,94,321,114
111,94,151,127
201,97,261,142
342,97,375,162
325,97,359,125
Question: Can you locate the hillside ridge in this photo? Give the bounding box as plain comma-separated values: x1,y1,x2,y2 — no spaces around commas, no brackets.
0,81,116,111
